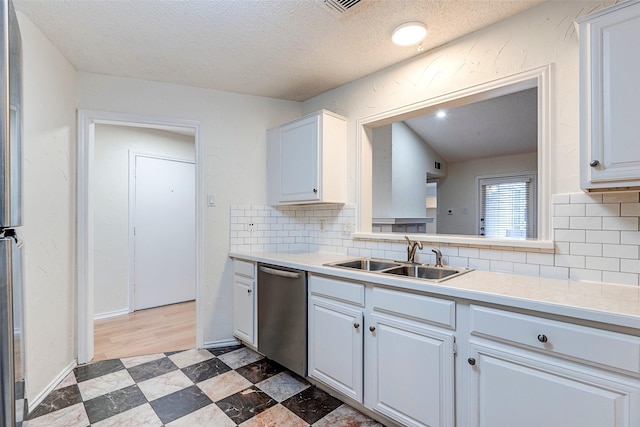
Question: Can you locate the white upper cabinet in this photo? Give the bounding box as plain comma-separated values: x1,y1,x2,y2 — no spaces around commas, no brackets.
267,110,346,205
579,0,640,190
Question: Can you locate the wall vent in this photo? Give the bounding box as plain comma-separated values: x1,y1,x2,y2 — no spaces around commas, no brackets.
316,0,364,19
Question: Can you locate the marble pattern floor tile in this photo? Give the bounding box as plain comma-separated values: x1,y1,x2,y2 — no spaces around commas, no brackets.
312,404,385,427
168,348,214,368
181,357,232,383
137,369,194,401
28,384,83,419
196,370,253,402
236,357,284,384
120,353,166,369
149,385,213,425
127,356,178,382
91,403,162,427
240,403,309,427
256,371,311,402
24,402,89,427
83,384,147,424
77,369,135,401
217,347,264,369
27,346,384,427
282,385,343,425
215,386,277,424
165,403,236,427
74,359,125,383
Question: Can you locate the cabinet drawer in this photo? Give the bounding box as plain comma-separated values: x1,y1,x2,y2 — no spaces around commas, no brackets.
309,274,364,306
234,259,255,279
470,305,640,374
372,287,455,329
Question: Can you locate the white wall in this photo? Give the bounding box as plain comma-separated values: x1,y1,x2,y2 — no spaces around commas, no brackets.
93,125,195,317
17,12,77,405
438,152,537,235
76,72,301,347
302,1,615,200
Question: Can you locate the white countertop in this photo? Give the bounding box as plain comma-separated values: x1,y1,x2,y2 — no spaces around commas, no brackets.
229,251,640,331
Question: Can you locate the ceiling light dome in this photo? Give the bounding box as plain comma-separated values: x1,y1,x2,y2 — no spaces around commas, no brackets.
392,21,427,46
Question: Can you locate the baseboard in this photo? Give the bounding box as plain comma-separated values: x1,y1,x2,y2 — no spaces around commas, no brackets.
28,359,77,415
203,338,241,349
94,308,129,321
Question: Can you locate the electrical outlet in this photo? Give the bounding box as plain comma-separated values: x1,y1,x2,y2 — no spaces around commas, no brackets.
319,219,326,232
247,222,256,232
342,222,353,235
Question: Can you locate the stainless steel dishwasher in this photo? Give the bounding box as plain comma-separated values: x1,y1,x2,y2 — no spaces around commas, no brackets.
257,263,307,377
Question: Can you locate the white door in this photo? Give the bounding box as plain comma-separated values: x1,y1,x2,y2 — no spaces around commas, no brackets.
133,155,196,310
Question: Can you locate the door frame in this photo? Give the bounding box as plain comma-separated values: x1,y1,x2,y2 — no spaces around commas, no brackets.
128,152,196,312
77,110,203,364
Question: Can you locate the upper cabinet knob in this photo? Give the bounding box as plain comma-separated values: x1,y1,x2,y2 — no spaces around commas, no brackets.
313,188,318,193
537,334,548,343
590,160,600,167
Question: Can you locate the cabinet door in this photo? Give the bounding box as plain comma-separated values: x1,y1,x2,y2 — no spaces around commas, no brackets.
467,344,640,427
308,296,363,402
366,314,455,427
581,1,640,188
279,115,320,202
232,275,255,346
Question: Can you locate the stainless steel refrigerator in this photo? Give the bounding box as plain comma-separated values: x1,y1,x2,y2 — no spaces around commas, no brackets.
1,0,24,425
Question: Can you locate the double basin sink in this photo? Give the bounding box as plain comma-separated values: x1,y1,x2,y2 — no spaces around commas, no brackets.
324,258,472,283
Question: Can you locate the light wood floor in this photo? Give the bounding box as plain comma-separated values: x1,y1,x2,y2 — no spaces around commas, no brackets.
93,301,195,362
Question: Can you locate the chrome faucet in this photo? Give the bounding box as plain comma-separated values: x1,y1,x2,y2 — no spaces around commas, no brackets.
405,236,423,263
432,248,443,267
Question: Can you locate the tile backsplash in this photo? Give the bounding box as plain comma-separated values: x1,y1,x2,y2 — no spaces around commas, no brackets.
230,191,640,286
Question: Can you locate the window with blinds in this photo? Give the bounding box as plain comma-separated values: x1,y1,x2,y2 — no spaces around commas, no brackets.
478,173,537,239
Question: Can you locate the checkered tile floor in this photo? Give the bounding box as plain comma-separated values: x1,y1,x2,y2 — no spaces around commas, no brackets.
25,345,384,426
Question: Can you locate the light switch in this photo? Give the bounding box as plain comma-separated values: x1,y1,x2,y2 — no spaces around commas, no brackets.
207,193,215,207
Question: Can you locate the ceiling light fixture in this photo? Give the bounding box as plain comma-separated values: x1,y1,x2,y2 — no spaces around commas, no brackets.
391,21,428,46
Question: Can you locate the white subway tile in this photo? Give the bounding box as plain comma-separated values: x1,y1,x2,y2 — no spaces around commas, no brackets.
570,268,602,282
448,256,469,267
554,204,585,217
585,203,620,217
603,192,639,203
569,242,602,257
603,271,639,286
554,229,585,242
585,230,620,244
459,247,479,258
621,259,640,274
570,193,602,204
526,252,555,265
569,217,602,230
602,244,639,259
554,242,570,254
469,258,491,270
501,250,527,263
602,217,639,231
555,254,585,268
621,231,640,245
585,256,619,272
552,217,570,229
478,248,502,260
621,203,640,217
552,194,570,204
539,265,569,279
491,260,514,273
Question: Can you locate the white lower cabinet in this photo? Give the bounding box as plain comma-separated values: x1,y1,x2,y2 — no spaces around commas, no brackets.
308,296,363,401
467,344,640,427
232,259,256,347
365,313,455,427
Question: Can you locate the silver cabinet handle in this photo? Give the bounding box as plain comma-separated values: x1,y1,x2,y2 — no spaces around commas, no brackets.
537,334,548,343
353,323,360,329
258,266,302,279
590,160,600,167
369,326,376,332
247,289,252,294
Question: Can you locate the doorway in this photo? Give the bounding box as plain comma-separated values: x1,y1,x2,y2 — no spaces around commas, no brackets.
77,111,203,364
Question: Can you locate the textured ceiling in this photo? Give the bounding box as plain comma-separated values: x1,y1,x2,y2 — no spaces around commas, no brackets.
14,0,545,102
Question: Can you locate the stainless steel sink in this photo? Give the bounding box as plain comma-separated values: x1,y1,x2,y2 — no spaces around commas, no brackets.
382,264,467,281
326,258,402,272
324,258,472,283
